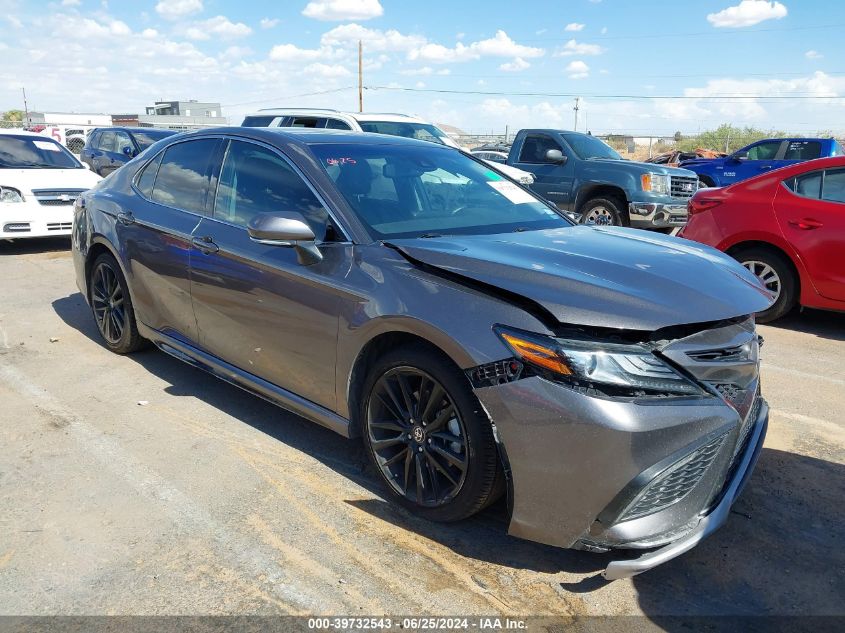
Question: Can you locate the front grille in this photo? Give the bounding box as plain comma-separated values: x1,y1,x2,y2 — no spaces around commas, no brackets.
31,189,85,207
670,175,698,199
733,394,761,460
620,434,726,521
467,359,523,387
46,222,73,231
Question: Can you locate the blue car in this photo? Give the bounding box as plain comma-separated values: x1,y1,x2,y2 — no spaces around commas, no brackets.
680,137,844,187
80,127,177,176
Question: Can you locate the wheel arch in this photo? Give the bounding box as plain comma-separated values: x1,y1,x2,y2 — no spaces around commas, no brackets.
725,239,804,299
574,183,628,212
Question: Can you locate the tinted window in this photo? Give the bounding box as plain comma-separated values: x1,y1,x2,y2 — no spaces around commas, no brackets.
790,172,822,198
518,135,562,163
86,131,100,149
151,139,218,213
289,117,323,128
114,131,134,155
0,134,81,169
213,140,331,239
325,118,352,130
132,129,175,149
562,133,622,160
242,115,279,127
822,169,845,204
312,143,568,240
358,121,450,145
135,152,163,199
746,141,781,160
99,131,116,152
832,142,844,157
783,141,822,160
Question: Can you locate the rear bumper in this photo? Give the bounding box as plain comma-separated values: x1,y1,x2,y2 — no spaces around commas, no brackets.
629,202,689,228
603,399,767,580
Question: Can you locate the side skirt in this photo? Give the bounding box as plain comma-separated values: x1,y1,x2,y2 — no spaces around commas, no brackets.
137,323,352,438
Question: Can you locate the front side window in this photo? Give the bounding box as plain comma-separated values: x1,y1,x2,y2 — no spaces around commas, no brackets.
289,117,323,128
518,135,563,164
0,134,81,169
213,140,331,239
151,139,218,213
242,115,280,127
745,141,782,160
358,121,451,145
783,141,822,160
312,143,569,240
114,131,134,155
98,131,116,152
325,118,352,130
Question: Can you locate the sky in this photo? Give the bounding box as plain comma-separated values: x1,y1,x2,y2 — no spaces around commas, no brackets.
1,0,844,135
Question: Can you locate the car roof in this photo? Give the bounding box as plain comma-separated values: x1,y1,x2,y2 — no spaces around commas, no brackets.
246,109,427,124
0,129,44,137
184,126,454,149
91,126,177,134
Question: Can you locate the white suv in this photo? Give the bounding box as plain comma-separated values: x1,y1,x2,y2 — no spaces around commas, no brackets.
1,130,101,239
241,109,461,148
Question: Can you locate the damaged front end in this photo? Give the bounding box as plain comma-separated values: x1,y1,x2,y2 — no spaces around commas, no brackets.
470,316,767,579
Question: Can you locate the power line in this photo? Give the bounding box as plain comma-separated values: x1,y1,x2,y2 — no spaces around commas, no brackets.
364,85,845,101
221,86,355,108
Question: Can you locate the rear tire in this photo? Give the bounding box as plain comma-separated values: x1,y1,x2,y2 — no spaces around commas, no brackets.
698,176,715,188
732,247,797,323
360,344,503,522
579,197,627,226
89,253,146,353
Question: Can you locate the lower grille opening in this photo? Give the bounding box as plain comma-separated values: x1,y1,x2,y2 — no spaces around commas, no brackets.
46,222,73,231
3,222,31,233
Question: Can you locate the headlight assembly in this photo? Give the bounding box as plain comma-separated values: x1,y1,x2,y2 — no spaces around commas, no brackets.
495,326,704,397
0,186,24,203
640,173,671,195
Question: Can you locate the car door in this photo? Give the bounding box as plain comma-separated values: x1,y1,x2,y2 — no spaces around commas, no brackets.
89,130,113,175
729,140,786,183
189,138,347,410
774,167,845,301
117,137,222,344
80,130,99,169
512,133,574,209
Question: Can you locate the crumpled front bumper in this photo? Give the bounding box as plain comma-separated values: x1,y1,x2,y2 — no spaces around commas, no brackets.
628,201,689,228
474,372,766,579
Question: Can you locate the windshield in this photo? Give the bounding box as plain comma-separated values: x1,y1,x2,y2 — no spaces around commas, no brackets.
0,135,81,169
311,143,570,240
358,121,451,146
563,133,622,160
133,129,175,150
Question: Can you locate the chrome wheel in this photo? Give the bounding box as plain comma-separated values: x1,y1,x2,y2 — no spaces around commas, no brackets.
91,261,126,344
367,367,468,507
742,259,782,301
583,205,616,225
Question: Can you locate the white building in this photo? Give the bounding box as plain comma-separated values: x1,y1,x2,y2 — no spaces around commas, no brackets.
26,111,112,127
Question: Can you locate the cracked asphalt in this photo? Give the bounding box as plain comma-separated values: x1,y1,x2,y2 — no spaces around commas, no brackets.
0,238,843,625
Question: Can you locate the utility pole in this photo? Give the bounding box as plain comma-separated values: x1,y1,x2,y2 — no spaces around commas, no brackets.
22,87,29,126
358,40,363,113
573,97,580,131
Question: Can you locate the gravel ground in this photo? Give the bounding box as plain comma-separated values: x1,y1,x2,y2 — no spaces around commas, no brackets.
0,238,843,626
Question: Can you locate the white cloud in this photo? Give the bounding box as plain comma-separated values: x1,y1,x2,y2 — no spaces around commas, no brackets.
260,18,279,29
302,0,383,21
6,15,23,28
707,1,787,28
805,49,823,60
565,60,589,79
186,16,252,41
499,57,530,72
564,23,585,32
141,28,159,39
409,30,543,64
155,0,203,20
554,39,603,56
61,0,81,6
302,62,351,78
268,43,327,62
321,23,425,52
415,81,425,88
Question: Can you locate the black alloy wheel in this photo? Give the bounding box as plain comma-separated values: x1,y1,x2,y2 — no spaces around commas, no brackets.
367,366,468,508
89,253,146,354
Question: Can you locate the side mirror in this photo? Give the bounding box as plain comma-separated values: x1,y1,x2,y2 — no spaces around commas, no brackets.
122,146,136,157
247,211,323,265
545,149,567,164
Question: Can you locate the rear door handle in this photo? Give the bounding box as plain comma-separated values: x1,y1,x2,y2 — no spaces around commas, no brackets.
788,218,823,230
192,236,219,254
117,212,135,225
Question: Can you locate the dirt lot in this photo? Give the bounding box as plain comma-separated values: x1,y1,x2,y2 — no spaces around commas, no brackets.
1,239,843,624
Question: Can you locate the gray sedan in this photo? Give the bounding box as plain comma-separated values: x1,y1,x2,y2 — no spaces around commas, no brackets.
71,127,772,579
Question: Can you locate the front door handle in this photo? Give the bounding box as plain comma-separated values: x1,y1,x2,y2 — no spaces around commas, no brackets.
192,235,219,254
788,218,823,230
117,212,135,225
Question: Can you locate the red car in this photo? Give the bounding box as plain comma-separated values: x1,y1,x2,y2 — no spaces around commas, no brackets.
680,156,845,322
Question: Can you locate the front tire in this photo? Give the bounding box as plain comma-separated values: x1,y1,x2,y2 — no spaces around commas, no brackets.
733,247,797,323
361,344,502,522
579,197,626,226
89,253,146,353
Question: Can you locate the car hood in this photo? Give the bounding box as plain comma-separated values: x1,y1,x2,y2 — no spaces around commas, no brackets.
1,167,101,194
583,158,696,178
679,158,723,168
387,226,773,331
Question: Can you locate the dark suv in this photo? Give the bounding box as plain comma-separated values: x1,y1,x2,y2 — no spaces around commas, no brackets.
80,127,176,176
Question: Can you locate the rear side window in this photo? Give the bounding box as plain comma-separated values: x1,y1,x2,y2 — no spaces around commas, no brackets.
325,118,352,130
242,115,279,127
213,140,331,239
789,172,822,198
822,169,845,204
783,141,821,160
151,139,218,213
289,117,323,128
135,152,163,199
99,131,116,152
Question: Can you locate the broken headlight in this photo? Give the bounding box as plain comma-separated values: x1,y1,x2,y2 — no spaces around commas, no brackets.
495,326,704,397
